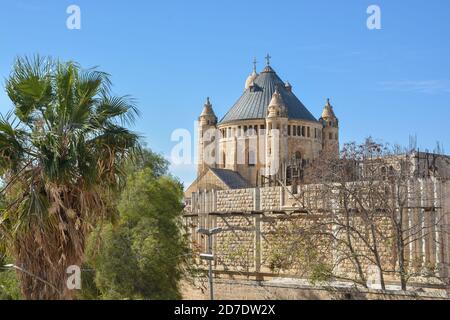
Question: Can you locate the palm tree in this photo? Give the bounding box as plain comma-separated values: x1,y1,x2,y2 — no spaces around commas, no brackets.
0,56,140,299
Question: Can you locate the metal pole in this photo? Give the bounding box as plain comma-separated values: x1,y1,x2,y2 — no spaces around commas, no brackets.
208,235,214,300
197,227,222,301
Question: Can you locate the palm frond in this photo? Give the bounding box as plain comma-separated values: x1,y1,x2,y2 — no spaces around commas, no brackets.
94,95,140,127
0,112,27,173
5,55,53,123
0,56,141,299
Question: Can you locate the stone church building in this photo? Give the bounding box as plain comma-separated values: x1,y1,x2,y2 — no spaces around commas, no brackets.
183,58,450,299
186,57,339,196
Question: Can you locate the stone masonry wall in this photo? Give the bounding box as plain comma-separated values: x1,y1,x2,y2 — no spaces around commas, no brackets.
260,187,282,211
182,278,449,300
215,216,255,271
185,178,450,289
216,189,254,213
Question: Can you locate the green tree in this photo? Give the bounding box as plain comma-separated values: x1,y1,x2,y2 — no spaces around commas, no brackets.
0,257,22,300
0,56,139,299
83,150,188,300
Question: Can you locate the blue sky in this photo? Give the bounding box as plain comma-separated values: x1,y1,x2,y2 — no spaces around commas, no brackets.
0,0,449,187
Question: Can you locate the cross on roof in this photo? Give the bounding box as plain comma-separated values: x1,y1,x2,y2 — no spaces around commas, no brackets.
253,57,257,72
265,54,272,66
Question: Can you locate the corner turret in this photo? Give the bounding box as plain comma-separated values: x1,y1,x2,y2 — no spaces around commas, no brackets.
198,97,218,175
320,98,339,158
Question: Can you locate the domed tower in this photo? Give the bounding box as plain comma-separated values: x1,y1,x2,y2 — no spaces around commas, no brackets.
198,97,218,175
215,55,323,187
265,86,288,176
244,58,259,91
320,98,339,158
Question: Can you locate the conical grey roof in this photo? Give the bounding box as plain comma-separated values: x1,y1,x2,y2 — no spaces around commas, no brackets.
219,66,318,124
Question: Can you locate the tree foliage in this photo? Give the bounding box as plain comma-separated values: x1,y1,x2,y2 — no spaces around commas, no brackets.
82,150,188,300
0,56,139,299
291,138,449,290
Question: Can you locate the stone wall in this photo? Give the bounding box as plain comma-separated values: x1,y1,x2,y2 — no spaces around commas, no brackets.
182,278,449,300
444,180,450,271
260,187,282,211
215,216,255,271
185,178,450,293
216,189,254,213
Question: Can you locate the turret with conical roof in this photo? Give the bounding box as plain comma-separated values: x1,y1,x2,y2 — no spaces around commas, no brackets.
320,98,339,158
267,86,287,118
244,58,259,91
199,97,217,125
198,97,218,175
266,86,289,175
321,98,337,120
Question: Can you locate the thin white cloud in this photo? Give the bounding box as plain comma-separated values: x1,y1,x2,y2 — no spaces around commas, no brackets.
378,80,450,94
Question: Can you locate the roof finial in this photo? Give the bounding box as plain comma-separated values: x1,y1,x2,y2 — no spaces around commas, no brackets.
206,97,211,105
265,54,272,66
274,84,280,93
285,81,292,92
253,57,257,72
